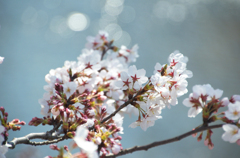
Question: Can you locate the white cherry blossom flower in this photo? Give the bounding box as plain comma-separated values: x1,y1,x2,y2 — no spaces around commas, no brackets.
222,124,240,143
85,30,108,50
129,115,160,131
39,98,50,116
128,65,148,85
168,50,188,64
62,82,78,98
73,126,98,157
150,73,170,92
147,104,163,117
115,71,132,90
147,92,161,106
112,114,124,134
153,62,163,74
183,93,203,118
43,85,56,100
119,44,139,63
129,121,140,129
225,101,240,120
183,84,223,117
140,116,160,131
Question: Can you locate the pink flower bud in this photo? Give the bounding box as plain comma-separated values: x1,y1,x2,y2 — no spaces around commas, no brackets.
197,133,202,142
51,105,60,116
115,136,122,140
208,143,214,150
19,121,26,125
64,145,69,152
100,95,107,101
4,112,8,117
204,139,208,146
101,106,107,112
0,107,5,113
13,119,20,123
49,144,60,151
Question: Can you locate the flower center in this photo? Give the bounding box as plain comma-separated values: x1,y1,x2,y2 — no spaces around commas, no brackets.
233,110,239,116
232,129,238,135
66,87,71,93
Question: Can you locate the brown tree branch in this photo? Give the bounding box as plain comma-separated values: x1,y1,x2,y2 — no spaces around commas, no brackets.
7,130,65,149
105,124,223,158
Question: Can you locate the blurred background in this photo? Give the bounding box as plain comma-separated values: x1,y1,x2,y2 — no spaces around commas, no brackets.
0,0,240,157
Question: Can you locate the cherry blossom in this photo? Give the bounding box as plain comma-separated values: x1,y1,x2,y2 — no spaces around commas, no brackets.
114,65,148,91
119,44,139,63
183,84,223,118
85,31,109,50
225,101,240,120
222,124,240,143
73,126,98,158
62,82,78,99
130,115,160,131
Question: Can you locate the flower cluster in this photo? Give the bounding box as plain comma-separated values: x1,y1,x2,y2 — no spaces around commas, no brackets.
34,31,193,157
222,96,240,144
0,107,26,158
183,84,223,118
183,84,240,148
2,30,240,157
35,31,141,157
125,51,192,131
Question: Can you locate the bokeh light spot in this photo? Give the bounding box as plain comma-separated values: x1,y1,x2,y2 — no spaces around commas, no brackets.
67,13,89,31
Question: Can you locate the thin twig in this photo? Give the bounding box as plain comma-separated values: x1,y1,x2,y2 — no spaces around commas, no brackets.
101,89,145,124
49,121,63,134
105,124,223,158
89,88,145,131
